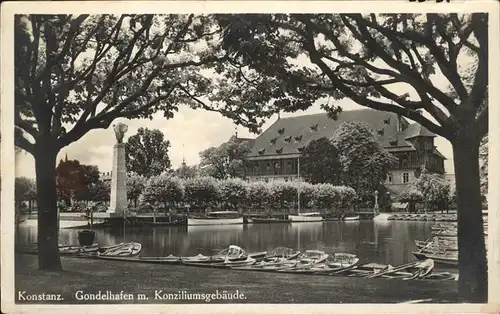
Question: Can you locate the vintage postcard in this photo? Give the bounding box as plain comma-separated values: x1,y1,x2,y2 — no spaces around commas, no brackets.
1,1,499,313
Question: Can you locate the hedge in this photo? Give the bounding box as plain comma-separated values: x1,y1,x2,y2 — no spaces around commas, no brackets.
138,175,356,212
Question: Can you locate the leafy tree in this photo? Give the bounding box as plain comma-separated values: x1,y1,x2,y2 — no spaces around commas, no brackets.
413,166,451,212
331,122,397,201
199,135,251,179
332,185,357,210
399,187,424,213
126,173,146,207
183,176,220,210
217,13,488,300
246,180,272,211
86,179,110,203
269,180,297,211
217,178,247,210
142,174,184,211
55,159,100,206
311,183,336,212
14,14,276,271
175,163,199,179
15,177,37,213
300,137,340,184
126,128,171,178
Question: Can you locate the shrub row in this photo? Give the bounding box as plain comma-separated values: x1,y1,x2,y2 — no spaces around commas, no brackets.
140,175,356,213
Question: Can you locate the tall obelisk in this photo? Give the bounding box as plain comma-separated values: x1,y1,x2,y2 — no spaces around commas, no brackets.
108,123,128,216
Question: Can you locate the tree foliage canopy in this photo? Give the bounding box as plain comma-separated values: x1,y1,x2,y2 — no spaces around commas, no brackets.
199,135,251,179
14,14,282,156
216,13,488,142
126,127,171,177
55,158,100,202
300,137,340,184
142,174,184,209
15,177,37,205
331,121,397,199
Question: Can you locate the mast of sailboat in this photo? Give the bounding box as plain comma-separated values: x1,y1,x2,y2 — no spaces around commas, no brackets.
297,156,301,215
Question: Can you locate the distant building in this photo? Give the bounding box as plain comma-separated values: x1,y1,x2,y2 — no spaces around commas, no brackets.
243,109,446,196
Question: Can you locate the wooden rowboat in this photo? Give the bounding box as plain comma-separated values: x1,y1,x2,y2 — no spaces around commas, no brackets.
366,259,434,280
262,247,301,261
412,251,458,266
99,242,142,257
344,215,360,221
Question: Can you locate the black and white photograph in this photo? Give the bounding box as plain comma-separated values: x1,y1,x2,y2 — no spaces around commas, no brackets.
1,1,499,312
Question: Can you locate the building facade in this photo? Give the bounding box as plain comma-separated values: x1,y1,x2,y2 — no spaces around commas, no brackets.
243,109,446,196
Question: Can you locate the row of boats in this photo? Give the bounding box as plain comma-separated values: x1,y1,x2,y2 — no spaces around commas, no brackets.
412,222,488,266
388,213,457,222
189,211,360,225
29,242,457,281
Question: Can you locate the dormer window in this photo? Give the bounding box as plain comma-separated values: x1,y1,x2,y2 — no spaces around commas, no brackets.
295,135,303,142
258,149,265,155
377,128,384,136
384,117,390,124
277,128,285,135
284,136,292,143
310,124,318,131
276,148,283,154
270,138,277,145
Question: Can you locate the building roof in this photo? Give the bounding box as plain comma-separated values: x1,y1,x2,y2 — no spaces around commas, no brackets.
236,137,255,148
403,123,436,139
246,109,443,158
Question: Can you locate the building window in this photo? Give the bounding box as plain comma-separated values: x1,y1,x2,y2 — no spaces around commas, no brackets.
387,174,392,183
402,172,409,184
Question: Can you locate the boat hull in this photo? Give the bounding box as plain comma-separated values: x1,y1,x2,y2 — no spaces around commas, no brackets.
187,217,244,226
289,215,323,222
344,216,360,221
251,218,290,223
412,251,458,266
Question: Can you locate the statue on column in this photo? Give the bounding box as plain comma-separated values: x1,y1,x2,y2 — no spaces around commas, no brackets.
113,123,128,143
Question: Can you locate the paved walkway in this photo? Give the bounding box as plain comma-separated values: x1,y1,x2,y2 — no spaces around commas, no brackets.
14,254,459,304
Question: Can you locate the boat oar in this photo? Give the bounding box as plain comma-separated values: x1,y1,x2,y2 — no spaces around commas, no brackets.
366,260,420,279
330,264,359,275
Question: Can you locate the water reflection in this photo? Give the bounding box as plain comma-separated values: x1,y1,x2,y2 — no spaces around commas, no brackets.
17,221,437,267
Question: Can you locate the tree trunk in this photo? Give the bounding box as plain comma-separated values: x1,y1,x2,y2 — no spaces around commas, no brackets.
35,144,62,271
453,138,487,302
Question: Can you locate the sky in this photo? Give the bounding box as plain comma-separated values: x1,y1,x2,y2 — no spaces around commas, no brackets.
14,96,455,179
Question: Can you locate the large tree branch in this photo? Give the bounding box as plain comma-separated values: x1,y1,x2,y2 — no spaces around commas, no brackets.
300,20,451,140
14,129,35,156
347,15,458,115
15,114,38,138
33,15,89,84
57,86,177,150
469,14,488,111
294,15,457,119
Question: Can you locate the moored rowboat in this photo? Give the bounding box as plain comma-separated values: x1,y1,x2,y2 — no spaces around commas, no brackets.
99,242,142,257
289,212,323,222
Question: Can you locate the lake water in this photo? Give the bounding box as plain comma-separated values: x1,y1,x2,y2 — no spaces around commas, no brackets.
16,220,455,270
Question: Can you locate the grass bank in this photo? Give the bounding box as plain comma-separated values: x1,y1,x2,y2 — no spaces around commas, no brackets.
13,254,459,304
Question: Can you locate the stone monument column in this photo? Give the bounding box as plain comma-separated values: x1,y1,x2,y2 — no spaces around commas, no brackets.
108,123,128,216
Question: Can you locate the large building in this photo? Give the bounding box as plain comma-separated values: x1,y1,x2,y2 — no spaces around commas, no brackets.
243,109,446,195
